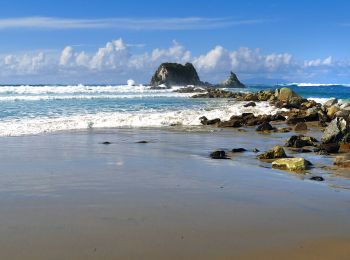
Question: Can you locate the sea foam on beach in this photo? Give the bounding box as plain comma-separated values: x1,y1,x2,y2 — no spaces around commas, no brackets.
0,83,348,136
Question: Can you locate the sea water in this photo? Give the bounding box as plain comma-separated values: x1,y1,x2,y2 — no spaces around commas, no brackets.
0,83,348,136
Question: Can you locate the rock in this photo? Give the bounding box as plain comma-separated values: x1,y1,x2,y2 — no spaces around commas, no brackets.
217,119,242,128
335,110,350,119
210,150,228,159
324,98,338,107
334,155,350,167
243,101,256,107
294,122,308,131
173,86,206,93
272,158,311,171
102,141,111,145
192,88,237,98
231,148,247,153
301,100,318,109
340,143,350,151
321,117,349,144
253,148,260,153
327,106,340,119
257,145,287,160
150,63,203,87
136,140,149,143
199,116,221,125
274,88,305,107
290,148,312,153
310,176,324,181
217,71,245,88
285,135,318,148
286,116,306,125
256,122,274,132
319,143,340,153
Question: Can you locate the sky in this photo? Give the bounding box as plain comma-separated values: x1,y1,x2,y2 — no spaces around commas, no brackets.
0,0,350,84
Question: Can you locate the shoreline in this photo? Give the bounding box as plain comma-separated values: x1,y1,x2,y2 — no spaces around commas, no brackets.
0,127,349,259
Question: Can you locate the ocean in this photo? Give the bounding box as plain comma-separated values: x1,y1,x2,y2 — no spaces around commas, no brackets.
0,83,349,136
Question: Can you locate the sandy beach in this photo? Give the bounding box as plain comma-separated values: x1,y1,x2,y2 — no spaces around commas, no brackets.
0,127,349,259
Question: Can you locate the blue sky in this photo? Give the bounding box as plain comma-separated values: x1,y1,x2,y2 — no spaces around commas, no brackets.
0,0,350,84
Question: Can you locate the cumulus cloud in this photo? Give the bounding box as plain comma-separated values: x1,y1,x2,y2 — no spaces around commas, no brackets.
0,38,348,84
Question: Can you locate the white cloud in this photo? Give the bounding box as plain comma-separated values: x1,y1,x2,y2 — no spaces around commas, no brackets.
0,38,348,84
0,17,263,30
304,56,332,67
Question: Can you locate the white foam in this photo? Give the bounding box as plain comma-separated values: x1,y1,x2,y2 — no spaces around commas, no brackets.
284,83,350,87
0,93,197,101
0,84,174,95
0,101,286,136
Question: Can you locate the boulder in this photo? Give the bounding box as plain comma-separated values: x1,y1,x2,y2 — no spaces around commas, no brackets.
218,71,245,88
257,145,287,160
310,176,324,181
256,122,274,132
321,117,349,144
243,101,256,107
318,143,340,153
275,88,305,106
285,135,318,148
334,155,350,168
272,158,311,172
324,98,338,107
294,122,308,131
231,148,247,153
327,106,340,119
199,116,221,125
210,150,228,159
217,119,242,128
150,63,203,87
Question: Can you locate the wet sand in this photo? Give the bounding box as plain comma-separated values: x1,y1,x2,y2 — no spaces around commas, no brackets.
0,127,349,259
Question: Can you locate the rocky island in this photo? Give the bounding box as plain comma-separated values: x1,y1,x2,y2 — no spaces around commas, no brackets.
150,62,245,88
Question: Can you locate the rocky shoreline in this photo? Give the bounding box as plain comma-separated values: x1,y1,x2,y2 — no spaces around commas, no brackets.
193,87,350,174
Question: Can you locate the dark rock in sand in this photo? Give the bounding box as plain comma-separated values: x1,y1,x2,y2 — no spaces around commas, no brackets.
257,145,287,160
334,154,350,168
231,148,247,153
256,122,274,132
199,116,221,125
310,176,324,181
150,62,203,87
286,116,306,125
285,135,318,148
318,143,340,153
217,119,242,128
243,101,256,107
253,148,260,153
217,71,245,88
290,148,313,153
294,122,308,131
102,141,111,145
321,117,349,144
136,141,149,144
210,150,228,159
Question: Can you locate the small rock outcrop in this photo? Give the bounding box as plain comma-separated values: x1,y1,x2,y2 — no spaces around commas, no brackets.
285,135,318,148
272,158,311,172
210,150,228,159
150,63,202,87
217,72,245,88
257,145,287,160
321,117,349,144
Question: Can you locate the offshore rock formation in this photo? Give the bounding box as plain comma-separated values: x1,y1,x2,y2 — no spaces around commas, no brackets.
150,63,203,87
217,71,245,88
